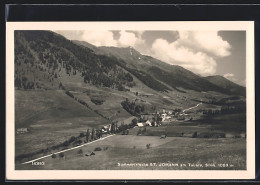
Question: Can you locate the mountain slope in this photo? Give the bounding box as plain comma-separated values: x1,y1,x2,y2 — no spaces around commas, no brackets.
15,30,245,97
15,31,167,92
204,75,246,96
74,40,243,95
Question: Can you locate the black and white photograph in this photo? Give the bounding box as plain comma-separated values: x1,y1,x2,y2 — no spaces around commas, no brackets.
6,21,255,180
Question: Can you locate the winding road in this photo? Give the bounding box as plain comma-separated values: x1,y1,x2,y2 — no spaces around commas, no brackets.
182,102,202,112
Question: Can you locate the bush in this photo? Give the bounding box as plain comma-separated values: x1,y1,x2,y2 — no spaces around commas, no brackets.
91,98,104,105
94,147,102,151
51,154,56,158
68,136,76,143
192,131,198,138
77,149,83,155
59,152,64,158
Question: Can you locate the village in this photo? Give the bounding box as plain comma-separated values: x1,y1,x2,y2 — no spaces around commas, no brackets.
99,103,202,137
16,102,202,137
15,101,207,165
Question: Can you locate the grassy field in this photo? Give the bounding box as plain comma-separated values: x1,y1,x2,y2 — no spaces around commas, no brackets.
16,135,246,170
15,87,245,170
15,90,109,158
127,112,246,139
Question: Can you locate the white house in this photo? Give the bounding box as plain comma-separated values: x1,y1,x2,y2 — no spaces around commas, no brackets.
17,128,28,134
137,122,144,127
146,120,152,126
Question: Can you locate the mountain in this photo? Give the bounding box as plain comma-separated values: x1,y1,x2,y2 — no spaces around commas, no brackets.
15,30,245,99
14,30,248,164
73,40,244,96
204,75,246,97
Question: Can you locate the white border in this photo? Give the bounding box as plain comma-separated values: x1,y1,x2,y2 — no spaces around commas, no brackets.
6,21,255,180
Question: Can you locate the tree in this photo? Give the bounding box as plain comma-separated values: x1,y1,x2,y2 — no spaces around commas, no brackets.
192,131,198,138
115,123,118,132
59,82,64,89
135,106,141,114
131,118,137,127
111,122,115,133
86,129,90,142
122,124,126,135
77,149,83,155
59,152,64,158
91,128,95,140
137,128,142,135
69,136,76,143
141,105,145,112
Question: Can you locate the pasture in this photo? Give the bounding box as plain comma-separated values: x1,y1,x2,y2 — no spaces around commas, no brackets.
129,113,246,138
15,90,108,159
16,135,246,170
15,88,246,170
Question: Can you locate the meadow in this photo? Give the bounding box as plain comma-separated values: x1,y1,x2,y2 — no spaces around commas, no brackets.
16,112,246,170
15,90,108,160
17,135,246,170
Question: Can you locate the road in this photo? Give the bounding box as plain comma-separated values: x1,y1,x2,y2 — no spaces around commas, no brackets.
182,102,202,112
21,134,115,165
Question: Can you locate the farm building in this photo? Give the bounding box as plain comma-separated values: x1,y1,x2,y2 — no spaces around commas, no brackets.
146,120,152,126
16,128,28,134
137,122,144,127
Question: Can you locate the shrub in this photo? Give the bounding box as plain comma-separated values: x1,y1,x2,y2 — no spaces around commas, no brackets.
51,154,56,158
192,131,198,138
94,147,102,151
77,149,83,155
91,98,104,105
59,152,64,158
68,136,76,143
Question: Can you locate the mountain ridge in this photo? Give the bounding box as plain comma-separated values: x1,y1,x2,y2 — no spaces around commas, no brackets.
15,30,245,97
73,39,245,96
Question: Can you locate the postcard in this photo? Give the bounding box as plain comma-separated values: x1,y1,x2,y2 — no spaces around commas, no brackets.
6,21,255,180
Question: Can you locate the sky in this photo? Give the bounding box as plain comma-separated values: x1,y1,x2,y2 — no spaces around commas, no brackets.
54,30,246,86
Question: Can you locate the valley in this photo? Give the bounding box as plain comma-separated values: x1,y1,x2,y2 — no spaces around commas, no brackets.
14,30,246,170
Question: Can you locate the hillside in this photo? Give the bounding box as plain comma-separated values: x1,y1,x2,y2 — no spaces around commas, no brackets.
204,75,246,97
74,40,244,95
14,30,246,165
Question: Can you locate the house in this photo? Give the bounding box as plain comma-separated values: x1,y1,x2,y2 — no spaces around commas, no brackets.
102,125,110,133
161,113,167,119
137,122,144,127
17,128,28,134
153,121,158,127
145,120,152,126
